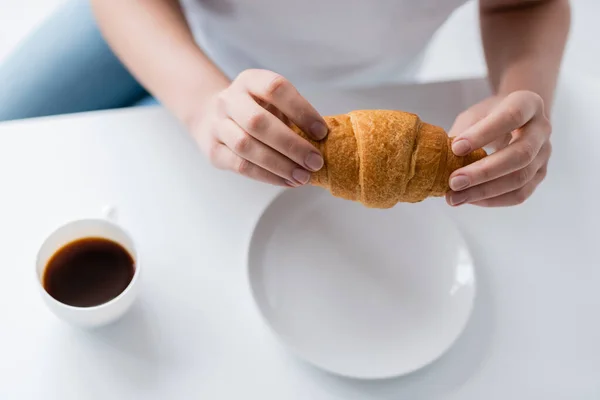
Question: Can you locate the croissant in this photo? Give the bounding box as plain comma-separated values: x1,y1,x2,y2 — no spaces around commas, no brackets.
292,110,487,208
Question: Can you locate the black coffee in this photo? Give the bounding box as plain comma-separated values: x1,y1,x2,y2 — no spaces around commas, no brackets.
43,237,135,307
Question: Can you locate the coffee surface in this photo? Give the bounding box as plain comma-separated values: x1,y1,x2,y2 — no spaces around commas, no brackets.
43,237,135,307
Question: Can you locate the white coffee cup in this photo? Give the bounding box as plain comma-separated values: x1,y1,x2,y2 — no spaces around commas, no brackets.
35,206,140,328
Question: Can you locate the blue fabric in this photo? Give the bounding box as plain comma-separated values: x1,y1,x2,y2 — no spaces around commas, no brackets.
0,0,156,122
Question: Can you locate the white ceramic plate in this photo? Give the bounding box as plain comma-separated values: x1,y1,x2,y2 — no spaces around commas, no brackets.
247,186,476,379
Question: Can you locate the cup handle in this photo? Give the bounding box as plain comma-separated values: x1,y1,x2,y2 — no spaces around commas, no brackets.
101,205,118,222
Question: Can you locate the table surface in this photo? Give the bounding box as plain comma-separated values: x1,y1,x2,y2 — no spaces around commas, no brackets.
0,72,598,399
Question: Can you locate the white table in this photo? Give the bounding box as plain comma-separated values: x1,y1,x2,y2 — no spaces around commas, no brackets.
0,72,598,399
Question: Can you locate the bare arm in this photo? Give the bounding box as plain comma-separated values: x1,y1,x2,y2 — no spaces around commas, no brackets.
445,0,569,207
90,0,230,128
479,0,571,113
92,0,328,188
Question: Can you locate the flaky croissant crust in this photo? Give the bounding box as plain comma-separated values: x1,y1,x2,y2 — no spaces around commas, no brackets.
293,110,486,208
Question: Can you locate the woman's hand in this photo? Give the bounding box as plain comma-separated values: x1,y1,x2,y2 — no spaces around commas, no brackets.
446,90,552,207
192,69,328,187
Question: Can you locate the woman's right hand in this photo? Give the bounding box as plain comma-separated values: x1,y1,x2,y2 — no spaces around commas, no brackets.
192,69,329,187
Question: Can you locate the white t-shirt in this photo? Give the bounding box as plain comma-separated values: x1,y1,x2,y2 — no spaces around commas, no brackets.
180,0,469,91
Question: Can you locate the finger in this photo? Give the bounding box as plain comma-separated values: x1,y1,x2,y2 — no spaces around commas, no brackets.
223,92,324,172
206,141,292,187
218,118,312,185
452,91,543,156
258,99,290,125
235,69,328,140
447,142,550,204
446,162,539,206
449,112,482,138
448,96,501,136
469,167,546,207
449,128,549,190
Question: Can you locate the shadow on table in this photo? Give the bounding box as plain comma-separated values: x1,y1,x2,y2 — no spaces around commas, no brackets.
293,245,496,400
49,302,162,393
57,296,215,394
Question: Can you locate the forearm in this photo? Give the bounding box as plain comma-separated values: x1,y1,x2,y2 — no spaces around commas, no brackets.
90,0,230,127
480,0,571,114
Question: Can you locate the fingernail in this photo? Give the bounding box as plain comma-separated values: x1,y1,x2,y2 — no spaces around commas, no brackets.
305,152,324,171
310,121,328,140
285,180,298,187
292,168,311,184
450,175,470,191
452,139,471,156
449,192,469,206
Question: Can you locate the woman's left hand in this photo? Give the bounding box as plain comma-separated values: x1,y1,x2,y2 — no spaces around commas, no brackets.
446,90,552,207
